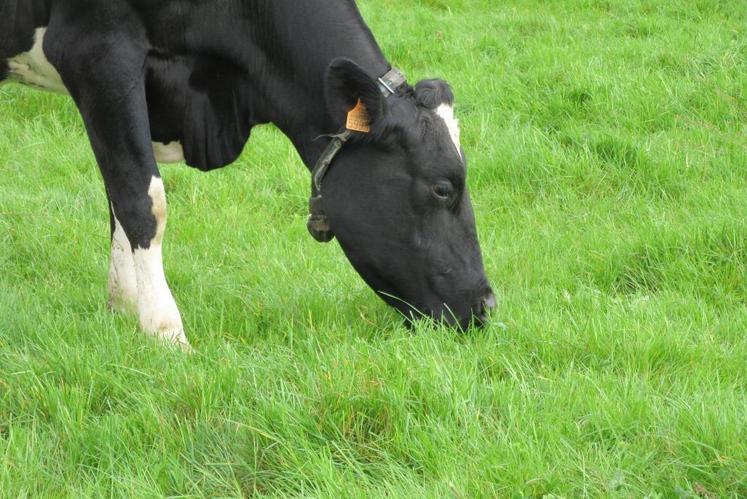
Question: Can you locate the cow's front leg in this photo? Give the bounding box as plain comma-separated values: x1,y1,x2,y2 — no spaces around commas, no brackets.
122,175,187,346
104,160,187,348
104,157,187,348
106,180,185,348
46,31,189,348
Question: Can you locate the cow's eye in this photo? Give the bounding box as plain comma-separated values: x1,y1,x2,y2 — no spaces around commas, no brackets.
432,181,454,203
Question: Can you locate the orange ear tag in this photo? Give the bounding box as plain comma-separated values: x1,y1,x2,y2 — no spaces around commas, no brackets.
346,99,371,133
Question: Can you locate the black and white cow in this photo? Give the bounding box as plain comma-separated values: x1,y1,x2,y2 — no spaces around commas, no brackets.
1,0,495,348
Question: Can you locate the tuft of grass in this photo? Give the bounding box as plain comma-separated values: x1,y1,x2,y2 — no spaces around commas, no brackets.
2,0,747,496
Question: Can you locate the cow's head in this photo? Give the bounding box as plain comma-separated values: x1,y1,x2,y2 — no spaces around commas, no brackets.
316,58,495,329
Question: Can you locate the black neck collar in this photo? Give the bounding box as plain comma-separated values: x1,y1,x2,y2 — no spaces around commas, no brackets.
306,66,407,243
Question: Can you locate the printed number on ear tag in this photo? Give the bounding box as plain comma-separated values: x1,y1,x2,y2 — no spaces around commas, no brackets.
346,99,371,133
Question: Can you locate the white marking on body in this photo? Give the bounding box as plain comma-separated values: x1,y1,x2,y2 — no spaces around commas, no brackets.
435,104,462,159
126,176,190,348
152,141,185,164
7,28,68,95
109,212,139,315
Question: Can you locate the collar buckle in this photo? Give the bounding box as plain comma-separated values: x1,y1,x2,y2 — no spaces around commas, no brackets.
377,68,407,97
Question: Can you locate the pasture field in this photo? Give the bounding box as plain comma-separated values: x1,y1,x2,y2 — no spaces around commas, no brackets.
1,0,746,496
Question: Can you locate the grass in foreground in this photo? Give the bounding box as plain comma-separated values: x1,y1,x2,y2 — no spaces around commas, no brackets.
1,0,747,496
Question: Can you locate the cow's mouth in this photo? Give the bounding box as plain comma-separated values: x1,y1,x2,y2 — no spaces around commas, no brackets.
376,285,496,330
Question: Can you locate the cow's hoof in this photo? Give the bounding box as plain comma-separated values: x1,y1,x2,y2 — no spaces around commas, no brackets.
139,309,191,352
152,328,193,353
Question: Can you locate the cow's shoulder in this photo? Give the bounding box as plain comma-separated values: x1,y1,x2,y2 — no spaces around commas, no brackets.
146,52,261,171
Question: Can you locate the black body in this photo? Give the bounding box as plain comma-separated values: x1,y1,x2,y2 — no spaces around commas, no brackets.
1,0,494,330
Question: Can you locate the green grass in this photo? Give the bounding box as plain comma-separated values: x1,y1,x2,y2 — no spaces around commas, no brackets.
2,0,747,496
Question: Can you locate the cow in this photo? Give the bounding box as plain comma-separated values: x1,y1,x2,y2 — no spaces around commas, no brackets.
1,0,495,348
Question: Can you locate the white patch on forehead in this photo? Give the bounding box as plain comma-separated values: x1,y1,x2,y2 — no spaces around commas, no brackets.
7,28,68,95
152,141,185,164
435,104,462,160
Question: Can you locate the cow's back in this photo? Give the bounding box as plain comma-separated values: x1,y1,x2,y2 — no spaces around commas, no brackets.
2,0,379,171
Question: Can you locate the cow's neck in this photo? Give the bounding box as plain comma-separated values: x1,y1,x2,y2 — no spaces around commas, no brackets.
237,1,390,169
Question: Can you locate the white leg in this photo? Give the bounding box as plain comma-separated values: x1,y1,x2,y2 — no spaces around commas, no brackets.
108,212,139,314
117,177,190,348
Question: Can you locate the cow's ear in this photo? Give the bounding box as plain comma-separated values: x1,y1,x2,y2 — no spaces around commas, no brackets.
414,79,454,110
325,58,386,131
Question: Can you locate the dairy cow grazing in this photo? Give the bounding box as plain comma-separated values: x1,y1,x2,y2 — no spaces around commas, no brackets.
1,0,495,348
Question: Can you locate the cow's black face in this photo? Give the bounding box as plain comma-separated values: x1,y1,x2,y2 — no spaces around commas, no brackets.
322,59,494,329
